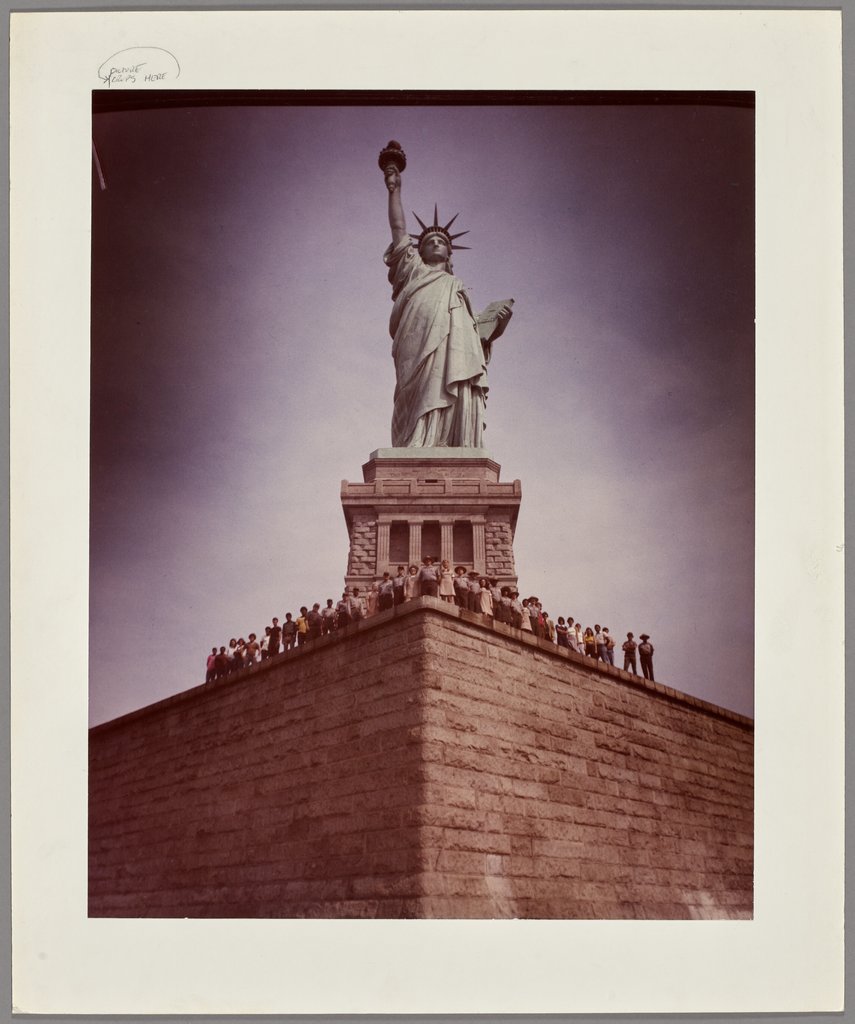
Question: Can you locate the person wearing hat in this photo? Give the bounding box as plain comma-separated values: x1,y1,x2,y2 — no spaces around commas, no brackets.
507,588,520,628
638,634,655,680
520,598,534,633
622,632,638,674
453,565,469,607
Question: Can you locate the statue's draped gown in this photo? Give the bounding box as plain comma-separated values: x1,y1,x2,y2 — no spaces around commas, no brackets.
385,234,490,448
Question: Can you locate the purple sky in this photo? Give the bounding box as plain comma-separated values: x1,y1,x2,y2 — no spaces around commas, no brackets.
89,95,754,725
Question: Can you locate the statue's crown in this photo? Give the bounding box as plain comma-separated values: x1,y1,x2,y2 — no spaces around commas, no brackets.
413,205,470,252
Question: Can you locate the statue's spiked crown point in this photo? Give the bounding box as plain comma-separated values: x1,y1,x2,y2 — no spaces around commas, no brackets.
413,206,471,252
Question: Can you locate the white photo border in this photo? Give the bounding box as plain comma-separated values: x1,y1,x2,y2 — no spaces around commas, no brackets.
9,8,844,1015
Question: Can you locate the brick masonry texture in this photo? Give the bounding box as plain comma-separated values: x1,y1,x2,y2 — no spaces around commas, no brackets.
89,600,752,919
485,516,516,577
347,515,376,576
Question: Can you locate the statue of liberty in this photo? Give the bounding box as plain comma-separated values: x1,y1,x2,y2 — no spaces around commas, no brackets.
380,141,513,449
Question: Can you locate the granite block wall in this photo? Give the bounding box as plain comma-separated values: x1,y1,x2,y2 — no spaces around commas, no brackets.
415,611,752,918
346,512,377,577
89,600,752,919
484,514,516,578
89,611,428,918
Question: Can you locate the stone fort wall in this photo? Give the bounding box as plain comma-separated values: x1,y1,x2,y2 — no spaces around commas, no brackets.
89,599,753,919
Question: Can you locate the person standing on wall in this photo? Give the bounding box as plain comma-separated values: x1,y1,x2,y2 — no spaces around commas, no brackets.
638,634,655,680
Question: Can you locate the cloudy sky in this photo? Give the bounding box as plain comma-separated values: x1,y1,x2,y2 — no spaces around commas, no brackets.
89,94,754,725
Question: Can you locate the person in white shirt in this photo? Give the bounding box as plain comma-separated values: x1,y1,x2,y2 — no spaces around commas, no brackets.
438,559,456,603
478,577,493,616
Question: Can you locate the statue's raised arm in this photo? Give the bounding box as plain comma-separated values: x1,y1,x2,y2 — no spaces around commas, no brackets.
378,140,513,450
379,141,407,247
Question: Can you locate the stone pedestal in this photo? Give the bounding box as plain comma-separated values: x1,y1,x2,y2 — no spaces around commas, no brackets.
340,448,522,592
89,602,754,919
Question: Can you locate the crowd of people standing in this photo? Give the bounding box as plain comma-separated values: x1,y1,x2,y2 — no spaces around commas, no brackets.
205,556,656,683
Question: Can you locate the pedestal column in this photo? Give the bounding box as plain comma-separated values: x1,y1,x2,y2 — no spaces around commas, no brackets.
408,521,422,566
376,521,391,575
473,519,487,576
440,521,454,564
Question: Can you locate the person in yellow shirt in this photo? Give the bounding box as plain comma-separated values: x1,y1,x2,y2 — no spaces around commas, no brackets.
296,607,309,647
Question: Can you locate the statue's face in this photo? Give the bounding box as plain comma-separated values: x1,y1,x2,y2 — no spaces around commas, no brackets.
420,233,450,266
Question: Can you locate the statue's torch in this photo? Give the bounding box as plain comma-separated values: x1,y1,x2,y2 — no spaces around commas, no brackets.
378,140,407,188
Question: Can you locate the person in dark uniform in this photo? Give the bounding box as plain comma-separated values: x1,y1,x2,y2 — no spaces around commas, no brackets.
283,613,298,650
336,591,351,629
638,634,655,680
622,632,638,674
466,572,481,611
268,618,282,658
508,589,521,628
307,603,324,642
393,565,407,606
378,572,395,611
418,556,440,597
490,579,504,622
453,565,469,607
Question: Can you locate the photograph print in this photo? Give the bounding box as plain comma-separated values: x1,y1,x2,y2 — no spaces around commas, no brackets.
88,91,754,919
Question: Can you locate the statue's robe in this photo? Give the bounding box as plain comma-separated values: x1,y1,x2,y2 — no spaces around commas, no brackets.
384,234,490,448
